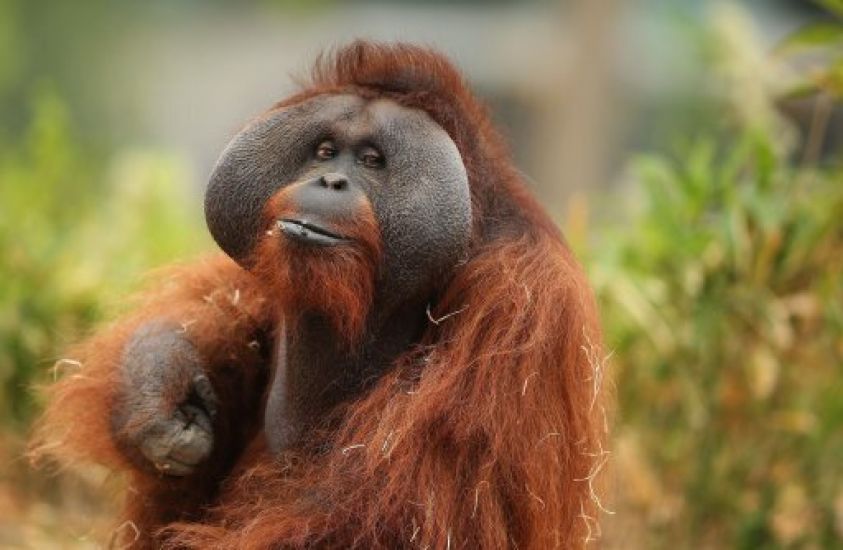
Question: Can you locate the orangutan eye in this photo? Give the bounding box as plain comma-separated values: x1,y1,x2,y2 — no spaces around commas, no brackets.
315,141,337,160
359,147,384,169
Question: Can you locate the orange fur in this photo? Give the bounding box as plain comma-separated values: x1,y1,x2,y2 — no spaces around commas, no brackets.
31,256,274,544
253,185,382,345
33,41,609,549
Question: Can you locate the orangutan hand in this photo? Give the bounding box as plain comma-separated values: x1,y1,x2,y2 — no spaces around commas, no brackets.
111,322,218,476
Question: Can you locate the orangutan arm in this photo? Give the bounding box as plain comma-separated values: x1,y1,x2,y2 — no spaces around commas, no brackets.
33,254,274,535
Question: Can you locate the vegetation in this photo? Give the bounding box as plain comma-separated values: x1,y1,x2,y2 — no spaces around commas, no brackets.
595,125,842,547
0,89,207,547
589,5,843,547
0,89,207,428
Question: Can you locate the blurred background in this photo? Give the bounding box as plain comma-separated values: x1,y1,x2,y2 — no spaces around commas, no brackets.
1,0,841,547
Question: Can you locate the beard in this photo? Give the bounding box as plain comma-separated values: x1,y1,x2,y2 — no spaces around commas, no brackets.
249,187,382,346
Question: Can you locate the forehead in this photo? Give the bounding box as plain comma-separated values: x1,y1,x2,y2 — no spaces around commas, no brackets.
291,94,445,142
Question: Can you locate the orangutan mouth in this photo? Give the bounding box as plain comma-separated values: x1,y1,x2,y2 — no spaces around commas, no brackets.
277,218,348,246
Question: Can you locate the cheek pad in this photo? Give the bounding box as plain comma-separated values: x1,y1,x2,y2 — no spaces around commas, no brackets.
373,122,471,285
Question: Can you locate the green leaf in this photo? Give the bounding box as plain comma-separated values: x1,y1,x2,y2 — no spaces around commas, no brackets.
782,78,822,100
776,22,843,54
815,0,843,18
822,59,843,97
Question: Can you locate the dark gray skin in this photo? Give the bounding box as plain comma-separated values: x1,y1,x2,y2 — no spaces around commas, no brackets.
112,95,471,473
111,323,218,475
207,95,472,303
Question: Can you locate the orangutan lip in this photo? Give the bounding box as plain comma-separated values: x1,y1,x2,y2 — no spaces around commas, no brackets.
277,218,348,246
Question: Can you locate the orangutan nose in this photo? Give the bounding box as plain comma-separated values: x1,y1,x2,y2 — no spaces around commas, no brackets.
320,173,348,191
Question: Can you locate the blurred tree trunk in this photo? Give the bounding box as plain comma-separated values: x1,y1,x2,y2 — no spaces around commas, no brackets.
532,0,621,222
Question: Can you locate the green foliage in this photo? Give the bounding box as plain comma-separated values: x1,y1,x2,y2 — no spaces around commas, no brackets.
586,10,843,545
777,2,843,101
0,88,207,427
593,118,843,549
0,0,22,94
816,0,843,19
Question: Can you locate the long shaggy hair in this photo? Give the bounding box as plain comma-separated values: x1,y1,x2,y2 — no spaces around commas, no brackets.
32,41,610,549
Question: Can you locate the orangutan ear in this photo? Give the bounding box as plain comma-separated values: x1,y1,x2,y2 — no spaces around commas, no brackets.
204,95,364,264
